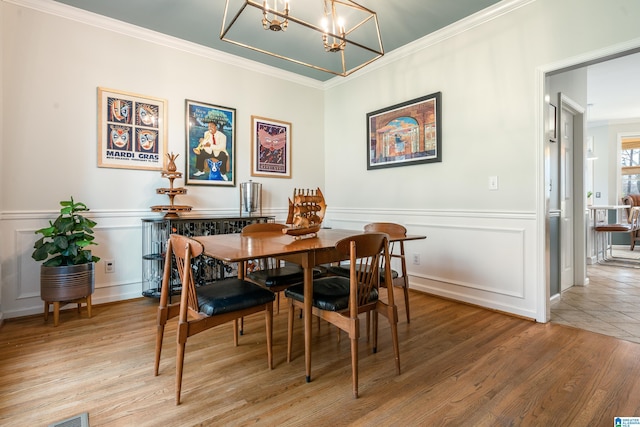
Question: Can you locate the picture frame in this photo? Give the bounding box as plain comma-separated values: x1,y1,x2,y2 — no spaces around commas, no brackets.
185,100,236,186
251,116,292,178
367,92,442,170
97,87,167,170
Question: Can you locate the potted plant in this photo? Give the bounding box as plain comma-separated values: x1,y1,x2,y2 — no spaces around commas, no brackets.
32,197,100,325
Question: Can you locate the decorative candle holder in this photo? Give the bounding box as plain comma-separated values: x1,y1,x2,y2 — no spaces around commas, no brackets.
151,152,192,218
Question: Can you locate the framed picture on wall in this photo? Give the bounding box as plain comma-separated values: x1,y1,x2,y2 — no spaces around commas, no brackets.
185,100,236,186
97,87,168,170
250,115,292,178
366,92,442,170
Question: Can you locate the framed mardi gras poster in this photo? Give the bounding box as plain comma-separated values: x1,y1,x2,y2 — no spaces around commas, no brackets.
97,87,168,171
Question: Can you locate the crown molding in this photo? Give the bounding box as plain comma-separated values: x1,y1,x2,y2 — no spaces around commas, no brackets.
323,0,535,89
3,0,326,90
4,0,532,91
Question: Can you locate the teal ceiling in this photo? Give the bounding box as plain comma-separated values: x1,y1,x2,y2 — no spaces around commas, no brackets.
53,0,502,81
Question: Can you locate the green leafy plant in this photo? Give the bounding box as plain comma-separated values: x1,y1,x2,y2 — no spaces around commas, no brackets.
32,197,100,267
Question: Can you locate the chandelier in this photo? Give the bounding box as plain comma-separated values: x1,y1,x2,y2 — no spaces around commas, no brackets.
321,0,345,52
221,0,384,77
262,0,289,31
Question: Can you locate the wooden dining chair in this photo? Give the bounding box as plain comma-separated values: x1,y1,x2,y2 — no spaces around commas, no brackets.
241,222,323,313
284,232,400,398
154,234,275,405
364,222,411,323
327,222,412,323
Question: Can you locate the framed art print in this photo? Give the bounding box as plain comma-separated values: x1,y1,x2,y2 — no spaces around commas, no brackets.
251,116,291,178
185,100,236,186
97,87,167,170
367,92,442,170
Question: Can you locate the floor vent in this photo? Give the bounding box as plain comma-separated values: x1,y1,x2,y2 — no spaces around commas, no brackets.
48,412,90,427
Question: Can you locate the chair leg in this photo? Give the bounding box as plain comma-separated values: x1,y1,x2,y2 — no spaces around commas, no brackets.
402,283,411,324
388,305,401,375
176,340,186,405
350,318,359,399
372,311,379,353
265,303,274,370
287,298,295,363
154,324,165,376
233,319,239,347
365,312,370,342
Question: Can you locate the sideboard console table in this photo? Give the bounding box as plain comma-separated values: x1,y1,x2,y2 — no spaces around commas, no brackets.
141,215,274,299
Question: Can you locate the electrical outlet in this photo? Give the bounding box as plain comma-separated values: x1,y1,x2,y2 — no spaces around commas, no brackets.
413,254,420,265
105,259,115,273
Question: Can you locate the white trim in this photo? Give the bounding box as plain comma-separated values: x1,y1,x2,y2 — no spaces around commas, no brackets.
3,0,325,89
5,0,533,91
324,0,535,89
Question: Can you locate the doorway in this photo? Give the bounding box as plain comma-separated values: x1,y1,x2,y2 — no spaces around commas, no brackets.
545,48,640,325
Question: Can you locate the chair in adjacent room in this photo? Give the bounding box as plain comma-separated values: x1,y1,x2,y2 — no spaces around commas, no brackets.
284,232,400,398
622,195,640,250
154,234,275,405
594,206,640,262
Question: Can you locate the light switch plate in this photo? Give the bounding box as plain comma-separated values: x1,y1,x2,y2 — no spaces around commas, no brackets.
489,176,499,190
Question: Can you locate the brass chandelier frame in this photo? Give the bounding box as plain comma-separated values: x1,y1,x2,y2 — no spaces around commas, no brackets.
220,0,384,77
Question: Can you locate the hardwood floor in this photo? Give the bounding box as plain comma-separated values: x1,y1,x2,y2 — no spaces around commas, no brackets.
2,289,640,426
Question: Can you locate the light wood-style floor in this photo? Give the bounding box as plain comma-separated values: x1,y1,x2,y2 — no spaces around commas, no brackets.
2,289,640,426
552,261,640,343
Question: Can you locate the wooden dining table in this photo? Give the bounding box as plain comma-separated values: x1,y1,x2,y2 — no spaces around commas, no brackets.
194,227,425,383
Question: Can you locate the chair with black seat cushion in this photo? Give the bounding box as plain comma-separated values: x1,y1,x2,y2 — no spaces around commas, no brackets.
154,234,275,405
242,222,323,313
326,222,412,324
284,232,400,398
364,222,412,323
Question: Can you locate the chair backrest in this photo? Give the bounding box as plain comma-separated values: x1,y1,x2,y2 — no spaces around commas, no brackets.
622,195,640,222
335,232,391,316
241,222,287,235
169,234,204,314
364,222,406,264
241,223,289,271
364,222,407,238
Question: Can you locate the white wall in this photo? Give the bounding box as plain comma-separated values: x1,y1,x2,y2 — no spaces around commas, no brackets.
0,1,324,318
3,0,640,322
323,0,640,321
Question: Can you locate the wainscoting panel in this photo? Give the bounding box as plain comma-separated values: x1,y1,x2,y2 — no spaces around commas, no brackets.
3,212,148,319
326,208,538,319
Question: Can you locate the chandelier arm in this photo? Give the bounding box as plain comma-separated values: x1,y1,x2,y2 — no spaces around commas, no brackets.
331,0,377,15
221,1,250,39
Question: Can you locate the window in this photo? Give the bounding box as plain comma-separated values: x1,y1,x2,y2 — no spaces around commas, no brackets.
621,136,640,197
